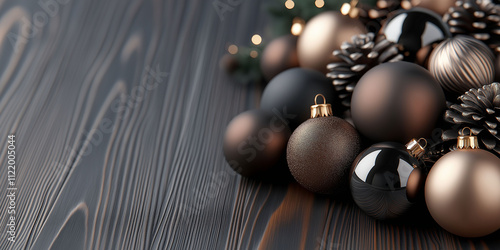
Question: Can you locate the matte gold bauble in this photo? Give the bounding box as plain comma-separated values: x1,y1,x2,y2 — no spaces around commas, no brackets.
260,35,300,81
425,131,500,237
297,11,366,73
411,0,456,15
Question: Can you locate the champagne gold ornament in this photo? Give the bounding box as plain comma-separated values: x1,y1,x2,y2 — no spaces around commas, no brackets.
429,35,496,94
260,35,299,81
287,94,361,195
425,128,500,237
297,11,367,73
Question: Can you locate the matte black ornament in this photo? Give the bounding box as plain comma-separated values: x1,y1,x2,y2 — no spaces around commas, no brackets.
380,7,451,63
350,139,427,220
223,109,291,178
260,68,335,129
287,95,361,195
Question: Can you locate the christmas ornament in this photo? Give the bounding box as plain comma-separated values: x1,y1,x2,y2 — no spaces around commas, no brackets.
411,0,456,15
381,7,451,63
444,0,500,54
327,32,403,109
350,138,427,220
425,128,500,237
260,35,300,81
260,68,335,129
429,35,496,94
219,54,239,74
297,11,367,73
287,94,361,195
351,61,446,143
440,83,500,155
223,109,291,178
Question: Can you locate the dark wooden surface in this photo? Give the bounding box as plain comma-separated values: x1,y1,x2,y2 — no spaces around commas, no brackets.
1,0,500,249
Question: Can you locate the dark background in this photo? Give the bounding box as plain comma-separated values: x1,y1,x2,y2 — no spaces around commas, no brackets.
0,0,499,249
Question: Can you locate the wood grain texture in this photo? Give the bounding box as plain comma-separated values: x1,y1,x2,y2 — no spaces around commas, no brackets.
0,0,499,249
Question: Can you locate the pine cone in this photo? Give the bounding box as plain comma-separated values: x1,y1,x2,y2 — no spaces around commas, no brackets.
444,0,500,54
326,33,404,108
435,82,500,158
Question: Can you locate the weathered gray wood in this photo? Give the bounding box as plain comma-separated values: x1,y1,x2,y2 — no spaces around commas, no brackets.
0,0,499,249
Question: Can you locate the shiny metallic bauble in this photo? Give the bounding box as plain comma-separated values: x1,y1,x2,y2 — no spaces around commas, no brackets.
425,149,500,237
429,35,496,95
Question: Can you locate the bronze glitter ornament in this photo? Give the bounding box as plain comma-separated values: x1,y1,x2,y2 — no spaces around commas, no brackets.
350,61,446,143
287,95,361,195
297,11,367,73
411,0,456,15
425,128,500,238
350,139,428,220
327,33,403,109
223,109,291,178
444,0,500,54
429,35,496,94
260,35,299,81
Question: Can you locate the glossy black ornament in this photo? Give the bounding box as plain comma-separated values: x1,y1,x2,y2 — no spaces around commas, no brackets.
350,142,426,220
381,7,451,63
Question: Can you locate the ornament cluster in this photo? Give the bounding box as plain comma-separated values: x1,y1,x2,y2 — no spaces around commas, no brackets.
222,0,500,238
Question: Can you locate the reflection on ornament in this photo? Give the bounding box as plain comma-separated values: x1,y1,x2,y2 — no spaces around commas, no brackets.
350,139,427,220
380,7,451,62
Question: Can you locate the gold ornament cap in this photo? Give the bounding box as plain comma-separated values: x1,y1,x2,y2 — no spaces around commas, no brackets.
457,127,479,149
405,138,427,159
310,94,333,118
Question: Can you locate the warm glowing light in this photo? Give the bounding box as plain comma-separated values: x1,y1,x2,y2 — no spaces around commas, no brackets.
228,44,238,54
251,34,262,45
340,3,351,15
285,0,295,9
250,50,259,58
291,17,305,36
315,0,324,8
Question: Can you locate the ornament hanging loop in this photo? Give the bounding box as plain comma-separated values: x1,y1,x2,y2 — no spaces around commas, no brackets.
311,94,333,118
406,138,427,159
457,127,479,149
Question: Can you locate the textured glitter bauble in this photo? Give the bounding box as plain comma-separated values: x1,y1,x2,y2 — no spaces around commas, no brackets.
223,109,291,178
260,68,335,129
350,142,426,220
351,61,446,143
260,35,299,81
297,11,367,73
380,7,451,63
287,117,361,195
429,35,496,94
411,0,456,15
425,149,500,237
